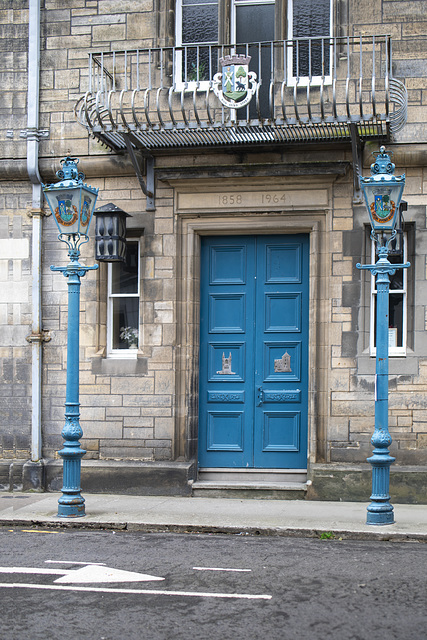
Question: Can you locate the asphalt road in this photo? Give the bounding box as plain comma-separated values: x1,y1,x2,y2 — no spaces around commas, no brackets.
1,527,426,640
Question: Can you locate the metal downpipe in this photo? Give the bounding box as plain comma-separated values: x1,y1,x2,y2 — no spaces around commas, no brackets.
27,0,43,463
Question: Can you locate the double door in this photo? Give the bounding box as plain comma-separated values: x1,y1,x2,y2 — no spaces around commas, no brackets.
199,234,309,469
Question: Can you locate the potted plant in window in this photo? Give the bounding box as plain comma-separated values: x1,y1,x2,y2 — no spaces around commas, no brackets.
120,326,138,349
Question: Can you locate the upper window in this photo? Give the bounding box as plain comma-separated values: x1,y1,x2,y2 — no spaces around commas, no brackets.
287,0,333,83
175,0,219,85
107,240,140,358
232,0,275,44
232,0,275,117
179,0,219,46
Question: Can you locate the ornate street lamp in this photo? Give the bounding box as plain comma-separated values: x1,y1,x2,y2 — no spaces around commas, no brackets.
357,147,409,525
42,157,99,517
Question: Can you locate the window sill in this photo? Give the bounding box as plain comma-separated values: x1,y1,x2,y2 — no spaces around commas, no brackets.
107,349,139,359
369,349,407,358
91,354,148,376
357,350,418,376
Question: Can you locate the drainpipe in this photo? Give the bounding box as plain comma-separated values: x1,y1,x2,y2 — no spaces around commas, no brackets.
26,0,44,471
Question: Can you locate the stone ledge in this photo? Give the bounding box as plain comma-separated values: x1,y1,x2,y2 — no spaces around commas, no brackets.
3,459,427,502
0,459,196,496
309,463,427,504
91,356,148,376
45,459,196,496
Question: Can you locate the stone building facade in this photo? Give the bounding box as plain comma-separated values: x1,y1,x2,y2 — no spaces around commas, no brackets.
1,0,427,501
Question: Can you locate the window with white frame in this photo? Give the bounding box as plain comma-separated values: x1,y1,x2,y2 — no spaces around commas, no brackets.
287,0,333,84
107,240,140,357
370,234,407,356
175,0,219,86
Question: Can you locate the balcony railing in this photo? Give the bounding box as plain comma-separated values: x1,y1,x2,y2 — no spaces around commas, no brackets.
75,35,407,152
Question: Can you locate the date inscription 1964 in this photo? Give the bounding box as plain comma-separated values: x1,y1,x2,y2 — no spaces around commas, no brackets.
177,189,328,212
217,192,290,207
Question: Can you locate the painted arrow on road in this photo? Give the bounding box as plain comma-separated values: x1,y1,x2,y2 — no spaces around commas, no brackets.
0,563,272,600
0,565,164,584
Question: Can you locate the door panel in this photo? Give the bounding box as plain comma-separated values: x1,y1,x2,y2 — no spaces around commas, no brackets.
199,234,309,469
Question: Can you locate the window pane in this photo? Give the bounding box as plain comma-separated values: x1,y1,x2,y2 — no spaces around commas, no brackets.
370,233,407,353
389,293,404,346
373,294,404,348
389,269,404,291
112,298,139,350
293,0,330,37
236,3,275,43
235,3,275,119
183,47,216,81
182,4,218,44
111,242,139,294
292,0,331,77
386,252,405,291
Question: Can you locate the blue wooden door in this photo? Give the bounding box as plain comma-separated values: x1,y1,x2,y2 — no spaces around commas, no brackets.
199,235,309,469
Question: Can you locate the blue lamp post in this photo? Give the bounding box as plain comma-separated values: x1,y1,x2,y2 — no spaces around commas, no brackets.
357,147,409,525
42,157,99,517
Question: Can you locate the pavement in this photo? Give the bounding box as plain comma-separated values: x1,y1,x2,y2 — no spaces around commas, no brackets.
1,492,426,541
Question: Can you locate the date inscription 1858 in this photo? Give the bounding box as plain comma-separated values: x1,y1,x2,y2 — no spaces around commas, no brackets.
177,189,328,212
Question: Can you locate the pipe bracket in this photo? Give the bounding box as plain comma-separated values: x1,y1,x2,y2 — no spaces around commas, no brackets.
26,331,51,344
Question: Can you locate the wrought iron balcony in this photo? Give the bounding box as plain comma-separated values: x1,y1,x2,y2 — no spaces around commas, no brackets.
75,35,407,152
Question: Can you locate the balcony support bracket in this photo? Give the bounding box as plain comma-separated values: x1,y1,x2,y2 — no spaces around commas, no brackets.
123,133,155,211
350,123,363,204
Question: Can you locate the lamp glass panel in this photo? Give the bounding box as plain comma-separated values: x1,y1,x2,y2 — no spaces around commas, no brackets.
363,178,404,232
46,186,83,235
79,188,97,234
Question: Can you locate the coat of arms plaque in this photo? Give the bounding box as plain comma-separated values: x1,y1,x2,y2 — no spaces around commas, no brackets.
213,54,258,109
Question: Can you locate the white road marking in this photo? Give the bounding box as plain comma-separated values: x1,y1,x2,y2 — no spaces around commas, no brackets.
193,567,251,572
0,565,164,584
0,568,66,576
45,561,106,566
0,582,272,600
54,565,164,584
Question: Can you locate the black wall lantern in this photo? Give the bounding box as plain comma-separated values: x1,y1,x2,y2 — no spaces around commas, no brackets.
94,203,131,263
388,200,407,257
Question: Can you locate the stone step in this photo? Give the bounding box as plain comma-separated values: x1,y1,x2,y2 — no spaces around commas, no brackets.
191,482,309,500
197,468,307,482
192,469,309,499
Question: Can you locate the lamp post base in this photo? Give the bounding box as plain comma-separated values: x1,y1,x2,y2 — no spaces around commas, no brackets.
57,495,86,518
366,504,394,526
57,439,86,518
366,451,395,525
